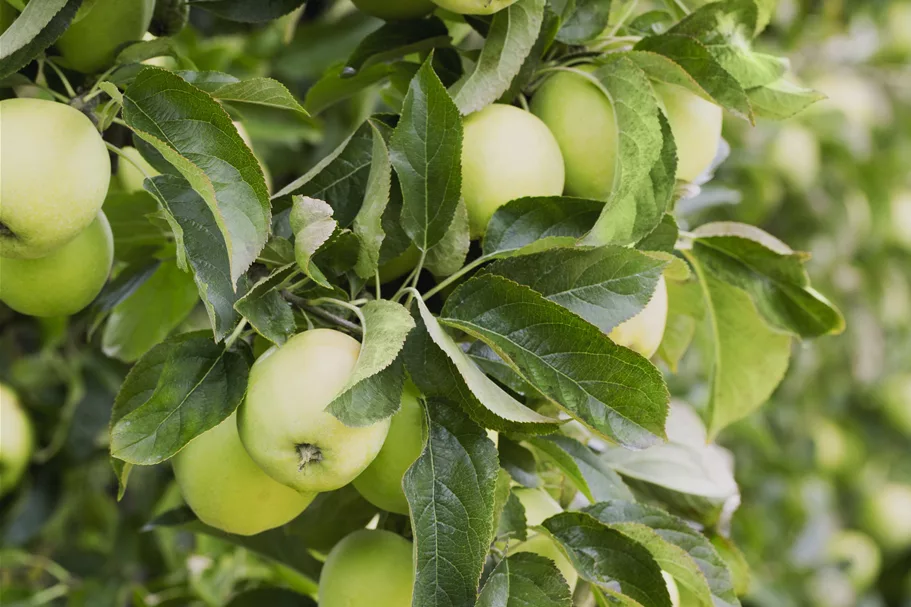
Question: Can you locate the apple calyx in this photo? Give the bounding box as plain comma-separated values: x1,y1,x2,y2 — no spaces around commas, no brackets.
0,222,15,239
297,443,323,470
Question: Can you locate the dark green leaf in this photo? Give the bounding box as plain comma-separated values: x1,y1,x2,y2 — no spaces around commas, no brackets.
291,195,339,289
483,197,603,257
477,552,573,607
354,121,393,279
0,0,81,79
211,77,310,118
188,0,305,22
529,435,633,503
305,62,395,116
233,264,297,346
556,0,611,44
425,198,470,277
498,436,541,488
497,490,528,542
636,213,679,253
346,17,450,72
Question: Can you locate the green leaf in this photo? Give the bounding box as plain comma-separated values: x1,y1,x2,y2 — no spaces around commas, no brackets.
233,264,297,346
497,489,529,541
305,62,395,116
636,213,679,254
483,197,603,257
0,0,81,79
210,77,310,118
390,56,463,251
477,553,573,607
176,70,241,92
631,36,752,121
441,275,669,448
657,278,703,372
425,198,470,277
747,78,826,120
408,297,560,430
451,0,546,115
544,512,670,607
145,174,240,340
581,57,673,245
290,196,339,289
327,300,415,426
102,191,168,264
585,501,741,607
501,6,560,102
110,332,251,465
528,435,633,503
102,261,200,362
189,0,306,22
122,67,271,287
498,436,541,488
555,0,612,44
404,398,500,607
274,120,375,227
483,246,667,333
690,222,844,338
353,122,393,279
346,17,450,72
115,37,180,66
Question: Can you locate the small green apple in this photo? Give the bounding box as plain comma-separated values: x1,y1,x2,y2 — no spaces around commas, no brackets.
769,123,820,190
352,382,423,515
530,67,618,200
319,529,414,606
351,0,435,20
0,98,110,259
430,0,517,14
55,0,155,73
860,483,911,552
0,384,33,497
509,487,578,589
0,212,113,317
238,329,392,493
609,275,668,358
462,104,565,238
116,146,160,193
173,412,314,536
653,82,723,182
827,530,881,590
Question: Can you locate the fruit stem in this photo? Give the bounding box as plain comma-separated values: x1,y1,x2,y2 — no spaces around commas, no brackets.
297,443,323,469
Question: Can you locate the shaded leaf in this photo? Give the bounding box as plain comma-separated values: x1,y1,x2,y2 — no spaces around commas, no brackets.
477,552,572,607
233,264,297,346
529,435,633,503
0,0,81,79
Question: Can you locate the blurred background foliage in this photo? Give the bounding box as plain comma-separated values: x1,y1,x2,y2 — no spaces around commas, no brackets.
1,0,909,605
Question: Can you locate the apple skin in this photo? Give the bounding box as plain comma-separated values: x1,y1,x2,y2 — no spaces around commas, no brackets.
351,0,435,20
609,276,668,358
319,529,414,607
530,68,618,200
0,212,113,317
653,82,723,182
56,0,155,74
172,412,314,536
509,487,578,589
0,98,110,259
352,382,423,514
379,244,421,283
860,483,911,552
430,0,517,14
117,146,159,193
238,329,392,493
827,530,881,590
462,104,564,238
0,384,33,497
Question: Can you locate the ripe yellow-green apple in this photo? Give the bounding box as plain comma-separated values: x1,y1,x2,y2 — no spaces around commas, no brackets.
172,411,314,536
0,212,113,317
654,82,723,182
0,384,33,497
462,104,564,238
319,530,414,607
351,0,435,20
56,0,155,73
770,123,820,190
530,67,618,200
860,483,911,552
510,487,578,589
239,329,391,493
827,530,881,590
430,0,517,14
352,382,423,514
0,98,110,259
609,276,668,358
116,146,160,193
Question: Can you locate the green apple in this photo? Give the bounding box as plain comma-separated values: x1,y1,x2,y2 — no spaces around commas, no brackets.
0,212,113,317
238,329,392,493
462,104,564,238
55,0,155,73
430,0,517,14
827,530,881,590
0,0,16,34
769,123,820,190
653,82,723,182
116,146,160,193
530,67,618,200
609,275,668,358
172,411,314,536
352,382,423,515
878,374,911,436
351,0,435,20
319,529,414,606
0,384,33,497
0,98,110,259
509,487,578,589
812,418,863,474
379,244,421,283
860,483,911,552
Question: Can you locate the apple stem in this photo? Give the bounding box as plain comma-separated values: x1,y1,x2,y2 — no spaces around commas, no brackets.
297,443,323,470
